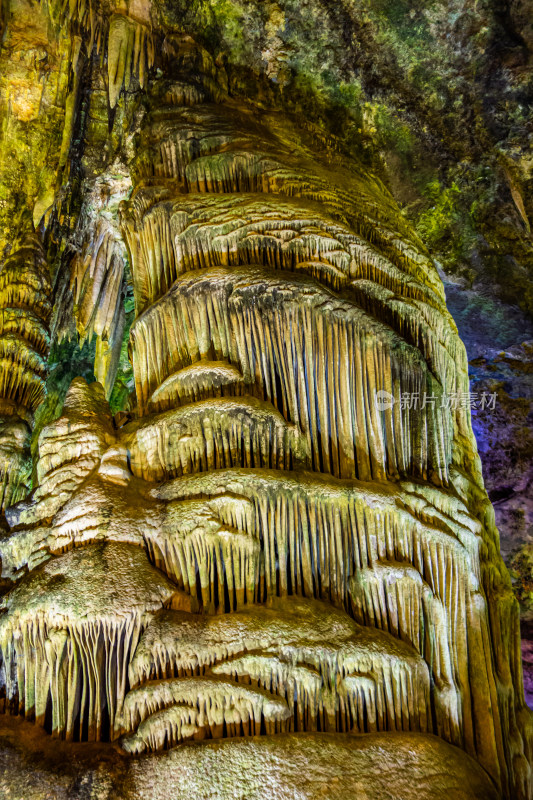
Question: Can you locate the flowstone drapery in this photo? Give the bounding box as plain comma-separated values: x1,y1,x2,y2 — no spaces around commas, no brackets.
0,230,51,511
0,29,531,800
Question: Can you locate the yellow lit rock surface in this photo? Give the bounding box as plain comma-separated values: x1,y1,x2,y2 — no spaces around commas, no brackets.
0,232,51,510
0,716,500,800
0,11,530,800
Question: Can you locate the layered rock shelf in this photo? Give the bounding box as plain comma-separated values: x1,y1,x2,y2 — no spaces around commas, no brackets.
0,232,51,511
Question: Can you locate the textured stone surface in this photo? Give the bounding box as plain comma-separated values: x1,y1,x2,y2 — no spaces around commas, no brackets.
0,716,501,800
0,232,51,510
0,2,531,799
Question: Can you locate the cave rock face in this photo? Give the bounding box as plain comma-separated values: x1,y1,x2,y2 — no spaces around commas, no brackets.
0,233,51,511
0,33,531,800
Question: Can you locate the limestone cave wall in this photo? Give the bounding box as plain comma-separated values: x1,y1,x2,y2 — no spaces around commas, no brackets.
0,1,531,798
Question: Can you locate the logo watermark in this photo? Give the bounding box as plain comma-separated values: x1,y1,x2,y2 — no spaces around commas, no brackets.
374,390,497,412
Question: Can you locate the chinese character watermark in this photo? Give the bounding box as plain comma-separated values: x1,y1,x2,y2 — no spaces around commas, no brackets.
374,390,497,412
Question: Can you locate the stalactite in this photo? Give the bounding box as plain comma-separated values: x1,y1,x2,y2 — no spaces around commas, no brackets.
45,0,103,54
126,94,445,305
154,467,480,611
123,395,308,481
116,51,527,795
121,704,200,753
126,193,446,310
122,677,291,753
0,232,51,511
122,596,430,753
124,191,463,411
128,266,452,483
145,494,259,613
348,562,467,743
121,41,482,485
107,13,154,109
0,30,530,800
0,541,177,740
42,0,154,111
69,222,126,398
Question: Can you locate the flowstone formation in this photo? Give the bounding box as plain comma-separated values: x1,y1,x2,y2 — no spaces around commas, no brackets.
0,229,51,511
0,10,531,800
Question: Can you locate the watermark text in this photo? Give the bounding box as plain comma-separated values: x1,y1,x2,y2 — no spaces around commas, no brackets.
374,390,497,412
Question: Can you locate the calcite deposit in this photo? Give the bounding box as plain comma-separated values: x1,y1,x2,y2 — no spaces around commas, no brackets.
0,231,51,510
0,2,531,799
